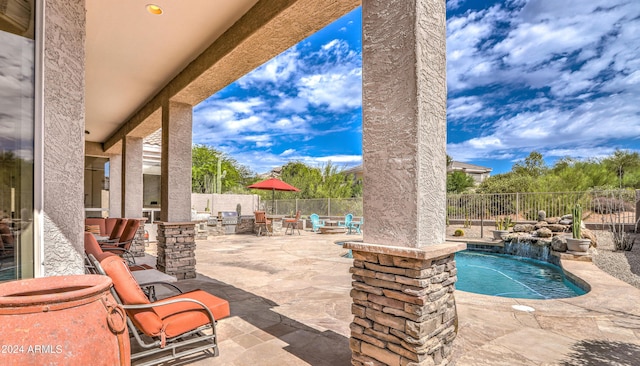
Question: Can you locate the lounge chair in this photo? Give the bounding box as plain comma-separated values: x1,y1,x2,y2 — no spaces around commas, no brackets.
100,219,140,259
99,218,128,243
310,214,325,232
94,255,230,366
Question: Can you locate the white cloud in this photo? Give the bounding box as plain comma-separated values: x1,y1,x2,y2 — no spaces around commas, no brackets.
237,47,300,87
446,0,640,170
280,149,296,156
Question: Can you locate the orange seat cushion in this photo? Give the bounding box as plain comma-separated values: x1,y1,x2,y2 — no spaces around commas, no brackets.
152,290,230,339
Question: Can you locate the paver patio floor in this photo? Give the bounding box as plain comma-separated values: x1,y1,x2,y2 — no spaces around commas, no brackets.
138,231,640,365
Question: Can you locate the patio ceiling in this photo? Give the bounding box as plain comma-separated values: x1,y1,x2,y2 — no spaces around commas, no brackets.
84,0,259,143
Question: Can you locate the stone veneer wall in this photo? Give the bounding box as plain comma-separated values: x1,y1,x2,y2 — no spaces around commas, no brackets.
349,249,458,366
129,218,148,257
156,222,196,279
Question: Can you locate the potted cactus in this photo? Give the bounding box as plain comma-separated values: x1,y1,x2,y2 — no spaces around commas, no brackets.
566,204,590,253
492,217,512,240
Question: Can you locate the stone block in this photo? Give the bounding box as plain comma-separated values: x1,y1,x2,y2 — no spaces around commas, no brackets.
375,271,397,282
365,308,406,331
395,275,430,287
388,342,419,362
351,267,377,279
405,267,437,279
430,272,449,284
363,276,404,291
361,342,401,366
352,304,366,318
383,289,426,305
378,254,395,266
350,322,365,335
353,281,385,296
351,289,370,301
383,307,422,322
373,322,389,333
351,331,387,348
428,287,448,302
392,256,432,270
368,293,405,310
365,262,408,275
353,251,379,263
350,338,362,353
365,327,402,345
354,316,373,329
353,352,387,366
405,317,440,339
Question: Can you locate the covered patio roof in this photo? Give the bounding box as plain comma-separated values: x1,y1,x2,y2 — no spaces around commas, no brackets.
83,0,361,153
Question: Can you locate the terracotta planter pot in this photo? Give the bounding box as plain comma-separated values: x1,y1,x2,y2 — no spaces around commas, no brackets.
0,275,130,365
566,238,590,253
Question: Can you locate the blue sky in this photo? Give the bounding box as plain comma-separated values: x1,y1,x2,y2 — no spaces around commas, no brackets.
193,0,640,175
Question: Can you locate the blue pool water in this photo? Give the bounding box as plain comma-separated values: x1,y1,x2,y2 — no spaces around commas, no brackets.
455,251,586,299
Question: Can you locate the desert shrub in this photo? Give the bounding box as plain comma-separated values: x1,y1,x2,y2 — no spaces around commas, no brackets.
453,229,464,237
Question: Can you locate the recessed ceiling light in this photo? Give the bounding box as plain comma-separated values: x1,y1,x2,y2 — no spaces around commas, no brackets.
146,4,163,15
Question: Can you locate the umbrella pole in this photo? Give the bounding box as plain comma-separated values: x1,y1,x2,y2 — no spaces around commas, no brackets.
272,189,275,214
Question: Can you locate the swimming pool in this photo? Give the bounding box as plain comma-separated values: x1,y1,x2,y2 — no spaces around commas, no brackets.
455,250,586,299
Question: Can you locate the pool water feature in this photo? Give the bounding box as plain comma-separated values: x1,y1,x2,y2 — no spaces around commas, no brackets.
456,250,586,299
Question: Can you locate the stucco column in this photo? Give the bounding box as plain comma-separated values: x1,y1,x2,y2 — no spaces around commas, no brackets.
156,101,196,279
41,0,86,276
345,1,465,365
108,154,122,218
122,136,143,218
160,101,192,222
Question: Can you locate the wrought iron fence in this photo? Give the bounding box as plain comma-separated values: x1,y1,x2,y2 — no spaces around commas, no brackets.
446,190,637,224
267,198,363,217
269,190,638,225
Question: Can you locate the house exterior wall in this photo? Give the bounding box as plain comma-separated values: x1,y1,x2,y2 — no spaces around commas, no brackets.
42,0,87,276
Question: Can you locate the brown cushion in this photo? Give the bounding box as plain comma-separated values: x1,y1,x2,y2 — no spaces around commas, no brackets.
152,290,230,338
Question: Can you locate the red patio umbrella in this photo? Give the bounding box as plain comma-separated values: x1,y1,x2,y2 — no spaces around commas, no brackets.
248,177,300,213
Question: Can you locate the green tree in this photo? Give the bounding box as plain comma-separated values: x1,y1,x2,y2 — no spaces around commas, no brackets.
446,171,475,193
603,149,640,188
192,145,252,193
513,151,547,177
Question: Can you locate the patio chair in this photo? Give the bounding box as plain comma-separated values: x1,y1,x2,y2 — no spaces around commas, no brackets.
338,214,353,229
254,211,271,236
96,255,230,366
351,217,363,234
284,210,301,235
101,219,140,258
310,214,325,232
84,232,150,272
99,218,128,243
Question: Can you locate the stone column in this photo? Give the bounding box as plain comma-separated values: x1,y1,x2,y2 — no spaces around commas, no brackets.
122,136,143,218
109,154,122,218
128,217,148,257
156,222,196,279
345,1,464,365
157,101,195,278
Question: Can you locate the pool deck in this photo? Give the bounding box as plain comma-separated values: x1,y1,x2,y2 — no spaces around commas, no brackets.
138,231,640,365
